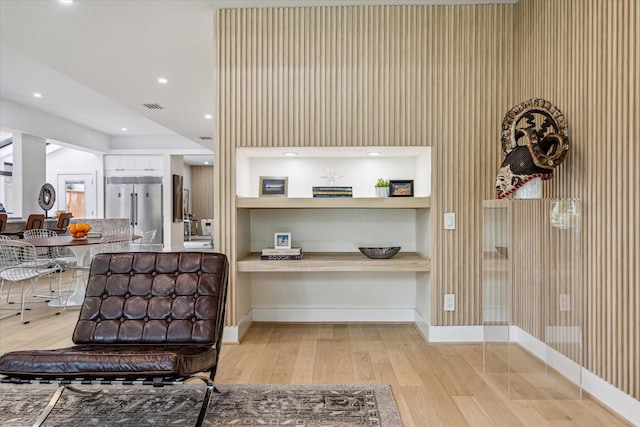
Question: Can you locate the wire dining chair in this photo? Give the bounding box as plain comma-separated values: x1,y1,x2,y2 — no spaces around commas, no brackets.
0,239,63,323
90,227,132,256
130,229,157,252
23,229,76,302
23,229,76,268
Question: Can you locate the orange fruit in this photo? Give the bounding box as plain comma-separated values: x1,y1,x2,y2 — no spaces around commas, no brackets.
75,231,85,238
85,223,91,232
69,224,77,234
76,223,85,233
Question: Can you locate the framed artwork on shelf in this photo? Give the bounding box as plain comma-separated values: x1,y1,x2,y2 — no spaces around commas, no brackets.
274,232,292,249
389,180,414,197
260,176,288,197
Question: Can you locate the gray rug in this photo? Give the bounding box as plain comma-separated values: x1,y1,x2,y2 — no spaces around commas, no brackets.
0,383,403,426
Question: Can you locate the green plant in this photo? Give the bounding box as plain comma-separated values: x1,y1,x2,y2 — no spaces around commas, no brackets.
375,178,389,188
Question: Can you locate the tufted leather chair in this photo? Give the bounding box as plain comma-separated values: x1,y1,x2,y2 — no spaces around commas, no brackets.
0,251,229,427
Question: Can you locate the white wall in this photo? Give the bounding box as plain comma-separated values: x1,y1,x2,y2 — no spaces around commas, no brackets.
46,146,104,217
165,155,185,251
12,133,46,217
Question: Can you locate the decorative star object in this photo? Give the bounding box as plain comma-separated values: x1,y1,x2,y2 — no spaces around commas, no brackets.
320,168,343,186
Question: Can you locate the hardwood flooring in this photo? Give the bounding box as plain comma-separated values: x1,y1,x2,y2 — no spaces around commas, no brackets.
0,278,631,426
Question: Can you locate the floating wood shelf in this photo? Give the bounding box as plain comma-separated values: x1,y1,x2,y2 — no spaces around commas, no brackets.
236,197,430,209
237,252,431,272
483,251,508,272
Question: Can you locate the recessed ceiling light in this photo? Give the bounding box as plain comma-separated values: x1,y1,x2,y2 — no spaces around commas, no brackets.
58,0,74,4
204,161,210,165
33,92,42,98
204,114,212,119
368,152,382,156
157,77,168,84
283,152,298,157
121,127,127,131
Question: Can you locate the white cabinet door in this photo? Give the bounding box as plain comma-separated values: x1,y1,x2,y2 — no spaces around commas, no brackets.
104,155,135,171
133,155,162,170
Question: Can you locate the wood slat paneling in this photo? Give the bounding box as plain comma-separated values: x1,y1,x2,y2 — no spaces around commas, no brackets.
215,0,638,400
513,0,639,402
189,166,214,223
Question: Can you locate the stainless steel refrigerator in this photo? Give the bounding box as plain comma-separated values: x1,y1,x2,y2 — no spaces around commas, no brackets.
105,176,163,244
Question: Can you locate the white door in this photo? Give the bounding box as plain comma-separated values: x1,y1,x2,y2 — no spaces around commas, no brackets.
57,173,97,218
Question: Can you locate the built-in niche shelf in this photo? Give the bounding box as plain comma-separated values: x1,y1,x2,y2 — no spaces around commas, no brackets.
234,146,432,325
237,251,431,272
236,196,430,209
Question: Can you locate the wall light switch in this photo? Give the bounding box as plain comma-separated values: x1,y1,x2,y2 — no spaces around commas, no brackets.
444,212,456,230
444,294,455,311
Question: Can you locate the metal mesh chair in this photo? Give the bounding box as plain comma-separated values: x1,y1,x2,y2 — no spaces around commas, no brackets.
0,240,62,323
23,229,75,267
90,227,132,256
23,229,76,304
131,229,157,252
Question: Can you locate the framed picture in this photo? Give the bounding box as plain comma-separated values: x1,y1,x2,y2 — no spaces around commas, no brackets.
260,176,288,197
389,180,414,197
274,232,292,249
172,174,184,222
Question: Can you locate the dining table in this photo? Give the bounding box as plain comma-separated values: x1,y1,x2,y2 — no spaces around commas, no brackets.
25,234,141,307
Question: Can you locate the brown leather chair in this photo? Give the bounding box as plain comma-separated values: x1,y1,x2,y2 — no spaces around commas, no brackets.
25,213,45,231
52,212,73,234
0,212,7,234
0,251,229,427
3,213,46,238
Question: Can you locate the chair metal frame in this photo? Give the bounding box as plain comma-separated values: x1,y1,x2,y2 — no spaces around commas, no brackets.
23,229,75,304
0,239,62,323
0,251,229,427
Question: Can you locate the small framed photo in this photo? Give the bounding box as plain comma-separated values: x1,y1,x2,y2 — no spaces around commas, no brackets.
274,232,292,249
260,176,288,197
389,180,414,197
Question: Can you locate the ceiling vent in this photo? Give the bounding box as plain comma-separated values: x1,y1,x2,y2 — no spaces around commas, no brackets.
199,136,213,140
142,103,164,109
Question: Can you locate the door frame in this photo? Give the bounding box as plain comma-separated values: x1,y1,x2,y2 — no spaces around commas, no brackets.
57,172,97,218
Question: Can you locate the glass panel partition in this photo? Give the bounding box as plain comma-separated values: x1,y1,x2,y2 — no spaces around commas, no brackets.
483,199,582,400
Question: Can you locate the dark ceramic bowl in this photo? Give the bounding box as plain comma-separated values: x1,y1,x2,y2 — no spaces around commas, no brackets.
495,246,508,257
359,247,401,259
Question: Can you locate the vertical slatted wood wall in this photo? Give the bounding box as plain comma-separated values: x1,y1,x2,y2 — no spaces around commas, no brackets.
189,166,215,223
215,0,638,400
513,0,639,402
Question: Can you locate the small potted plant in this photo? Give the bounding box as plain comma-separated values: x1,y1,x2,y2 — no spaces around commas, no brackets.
375,178,390,197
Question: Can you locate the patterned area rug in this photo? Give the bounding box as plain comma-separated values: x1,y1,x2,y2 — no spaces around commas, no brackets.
0,383,402,426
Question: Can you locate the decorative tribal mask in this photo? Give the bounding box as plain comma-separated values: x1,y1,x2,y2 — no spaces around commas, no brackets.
495,98,570,199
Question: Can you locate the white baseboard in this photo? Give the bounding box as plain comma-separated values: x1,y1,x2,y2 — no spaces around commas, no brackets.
514,327,639,426
427,325,485,342
222,311,253,344
251,308,415,322
222,325,239,344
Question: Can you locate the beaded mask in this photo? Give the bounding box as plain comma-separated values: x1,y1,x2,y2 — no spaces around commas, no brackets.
496,99,570,199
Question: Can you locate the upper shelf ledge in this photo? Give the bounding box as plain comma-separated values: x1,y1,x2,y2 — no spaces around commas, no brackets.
236,196,431,209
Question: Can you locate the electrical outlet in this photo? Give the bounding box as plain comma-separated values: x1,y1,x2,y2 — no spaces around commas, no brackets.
559,294,570,311
444,293,455,311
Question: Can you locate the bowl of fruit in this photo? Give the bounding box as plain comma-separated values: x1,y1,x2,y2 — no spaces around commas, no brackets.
68,222,91,239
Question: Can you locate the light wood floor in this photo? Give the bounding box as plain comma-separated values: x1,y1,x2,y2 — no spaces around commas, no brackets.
0,279,631,426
